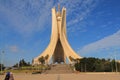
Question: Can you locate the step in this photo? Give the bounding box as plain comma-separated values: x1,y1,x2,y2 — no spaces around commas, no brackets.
45,64,74,74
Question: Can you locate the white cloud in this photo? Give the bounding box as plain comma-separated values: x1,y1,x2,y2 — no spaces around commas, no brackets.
60,0,100,33
79,30,120,54
0,0,54,37
67,0,99,27
0,0,100,36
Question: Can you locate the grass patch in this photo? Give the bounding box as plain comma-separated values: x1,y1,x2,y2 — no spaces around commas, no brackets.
3,65,50,73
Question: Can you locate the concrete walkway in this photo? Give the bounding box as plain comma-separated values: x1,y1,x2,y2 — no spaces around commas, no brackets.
0,73,120,80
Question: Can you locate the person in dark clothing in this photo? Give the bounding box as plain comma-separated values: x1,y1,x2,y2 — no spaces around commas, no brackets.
4,72,10,80
4,72,14,80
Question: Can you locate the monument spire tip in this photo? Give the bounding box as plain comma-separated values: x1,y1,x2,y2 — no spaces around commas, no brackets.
58,3,60,12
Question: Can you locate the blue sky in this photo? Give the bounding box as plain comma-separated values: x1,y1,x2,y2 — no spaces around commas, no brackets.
0,0,120,66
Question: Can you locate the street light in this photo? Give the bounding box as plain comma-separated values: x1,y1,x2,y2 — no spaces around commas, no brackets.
110,57,113,72
114,54,118,72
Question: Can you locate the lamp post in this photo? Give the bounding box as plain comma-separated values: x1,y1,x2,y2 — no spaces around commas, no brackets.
110,56,113,72
114,54,118,72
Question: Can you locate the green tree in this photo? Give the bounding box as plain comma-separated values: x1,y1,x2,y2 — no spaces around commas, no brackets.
13,63,19,67
38,56,45,64
45,54,49,60
74,57,118,72
13,59,31,67
0,64,5,71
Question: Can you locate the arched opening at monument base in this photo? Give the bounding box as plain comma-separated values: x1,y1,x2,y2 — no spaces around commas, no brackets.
52,39,65,64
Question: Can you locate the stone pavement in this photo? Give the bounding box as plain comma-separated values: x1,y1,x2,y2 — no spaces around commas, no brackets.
0,73,120,80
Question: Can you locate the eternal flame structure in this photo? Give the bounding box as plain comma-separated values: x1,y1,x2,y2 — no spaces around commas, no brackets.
33,5,82,65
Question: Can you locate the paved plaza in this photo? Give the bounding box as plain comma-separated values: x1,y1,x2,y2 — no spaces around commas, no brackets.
0,73,120,80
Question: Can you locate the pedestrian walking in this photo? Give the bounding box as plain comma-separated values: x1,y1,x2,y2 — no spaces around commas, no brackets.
4,72,14,80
